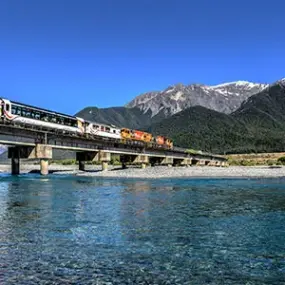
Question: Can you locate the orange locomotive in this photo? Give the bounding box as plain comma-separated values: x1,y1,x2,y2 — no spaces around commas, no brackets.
121,128,152,142
121,128,173,149
155,135,173,149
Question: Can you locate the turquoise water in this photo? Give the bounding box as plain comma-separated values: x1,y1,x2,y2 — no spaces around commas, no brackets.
0,175,285,284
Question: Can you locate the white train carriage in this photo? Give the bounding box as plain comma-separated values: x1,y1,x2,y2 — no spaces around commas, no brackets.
85,121,121,140
0,98,85,134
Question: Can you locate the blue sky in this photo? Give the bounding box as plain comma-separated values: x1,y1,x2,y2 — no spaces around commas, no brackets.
0,0,284,115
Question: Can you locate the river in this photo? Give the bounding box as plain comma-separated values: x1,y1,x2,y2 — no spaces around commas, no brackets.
0,175,285,284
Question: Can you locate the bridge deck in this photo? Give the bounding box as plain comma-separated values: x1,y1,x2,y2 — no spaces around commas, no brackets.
0,121,226,162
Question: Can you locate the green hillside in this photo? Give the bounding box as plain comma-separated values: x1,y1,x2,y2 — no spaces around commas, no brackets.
150,81,285,154
76,106,151,129
75,80,285,154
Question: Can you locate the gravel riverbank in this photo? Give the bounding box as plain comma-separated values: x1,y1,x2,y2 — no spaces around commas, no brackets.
0,164,285,179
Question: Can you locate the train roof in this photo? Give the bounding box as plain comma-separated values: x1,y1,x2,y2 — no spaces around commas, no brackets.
3,98,122,129
9,99,78,120
85,119,120,129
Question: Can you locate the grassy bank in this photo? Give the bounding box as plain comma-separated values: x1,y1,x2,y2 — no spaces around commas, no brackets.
227,152,285,166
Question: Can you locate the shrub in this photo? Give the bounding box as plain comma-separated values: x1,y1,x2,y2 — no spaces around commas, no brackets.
266,160,276,166
277,156,285,165
61,159,77,165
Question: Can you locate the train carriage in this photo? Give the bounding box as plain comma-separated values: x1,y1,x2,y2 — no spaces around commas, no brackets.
0,98,85,134
0,97,174,150
85,121,121,139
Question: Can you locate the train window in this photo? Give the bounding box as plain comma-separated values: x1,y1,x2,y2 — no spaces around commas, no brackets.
17,108,21,115
35,113,40,120
101,126,104,131
113,130,116,133
11,107,16,114
94,125,99,129
106,127,110,132
6,105,10,112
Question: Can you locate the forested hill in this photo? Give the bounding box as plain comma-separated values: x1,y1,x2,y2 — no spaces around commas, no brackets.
76,79,285,154
150,80,285,154
76,106,152,129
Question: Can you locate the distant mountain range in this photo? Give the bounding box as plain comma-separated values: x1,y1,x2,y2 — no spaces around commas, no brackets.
76,78,285,154
149,79,285,154
126,81,268,117
77,80,269,130
1,79,284,157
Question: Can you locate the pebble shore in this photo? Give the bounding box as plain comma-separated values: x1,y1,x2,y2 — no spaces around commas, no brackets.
0,164,285,179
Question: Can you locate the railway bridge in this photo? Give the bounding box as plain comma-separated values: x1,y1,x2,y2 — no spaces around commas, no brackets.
0,121,227,175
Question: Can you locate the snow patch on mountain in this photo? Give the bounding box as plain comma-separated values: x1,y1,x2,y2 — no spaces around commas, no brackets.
126,80,269,117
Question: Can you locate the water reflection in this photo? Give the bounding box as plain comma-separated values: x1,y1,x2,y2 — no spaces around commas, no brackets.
0,176,285,284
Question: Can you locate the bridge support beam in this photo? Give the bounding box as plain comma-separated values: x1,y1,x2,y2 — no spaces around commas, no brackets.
134,155,149,168
9,147,20,175
120,154,149,168
212,161,221,167
181,158,192,166
76,151,111,171
8,144,52,175
198,160,206,166
40,159,49,176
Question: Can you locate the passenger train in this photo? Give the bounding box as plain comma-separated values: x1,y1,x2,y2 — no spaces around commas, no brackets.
0,98,173,149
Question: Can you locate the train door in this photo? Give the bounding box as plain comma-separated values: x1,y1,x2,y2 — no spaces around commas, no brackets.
1,99,12,120
76,117,85,134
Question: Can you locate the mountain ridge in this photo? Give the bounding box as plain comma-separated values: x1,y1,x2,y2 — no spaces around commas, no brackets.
149,79,285,153
126,80,268,118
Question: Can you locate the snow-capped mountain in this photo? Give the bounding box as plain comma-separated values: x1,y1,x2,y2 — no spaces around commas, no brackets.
126,81,269,117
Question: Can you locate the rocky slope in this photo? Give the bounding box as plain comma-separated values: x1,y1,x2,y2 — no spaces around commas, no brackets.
149,79,285,154
126,81,268,118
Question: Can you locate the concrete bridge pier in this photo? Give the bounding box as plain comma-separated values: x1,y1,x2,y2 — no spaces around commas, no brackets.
160,157,173,167
78,160,85,171
36,145,52,176
8,144,52,175
102,161,108,171
181,158,192,167
9,147,20,175
135,155,149,169
76,151,111,172
198,160,206,166
99,152,111,171
120,154,149,169
40,159,49,176
141,163,146,169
